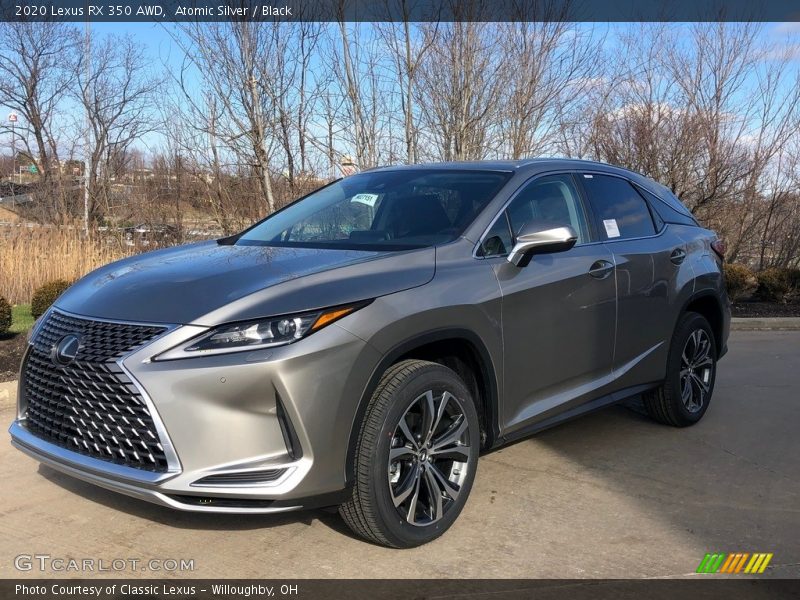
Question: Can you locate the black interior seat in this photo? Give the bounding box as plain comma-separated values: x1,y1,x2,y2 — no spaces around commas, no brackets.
393,194,452,238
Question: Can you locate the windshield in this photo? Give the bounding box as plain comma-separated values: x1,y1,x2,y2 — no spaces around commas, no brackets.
236,169,512,250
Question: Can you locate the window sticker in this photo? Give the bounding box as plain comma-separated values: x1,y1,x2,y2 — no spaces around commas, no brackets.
350,193,379,207
603,218,621,238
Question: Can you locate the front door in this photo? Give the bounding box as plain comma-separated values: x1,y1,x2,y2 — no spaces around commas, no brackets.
479,173,617,434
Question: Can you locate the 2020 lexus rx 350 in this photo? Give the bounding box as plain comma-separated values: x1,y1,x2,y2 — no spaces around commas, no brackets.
10,159,729,547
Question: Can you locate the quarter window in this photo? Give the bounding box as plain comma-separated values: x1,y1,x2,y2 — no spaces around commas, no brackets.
580,175,657,240
478,213,513,257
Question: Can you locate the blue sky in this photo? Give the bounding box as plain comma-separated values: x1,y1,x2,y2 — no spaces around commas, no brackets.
95,21,797,64
3,21,798,161
88,21,800,100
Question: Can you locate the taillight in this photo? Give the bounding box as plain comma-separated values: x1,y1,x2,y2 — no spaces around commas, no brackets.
711,239,726,261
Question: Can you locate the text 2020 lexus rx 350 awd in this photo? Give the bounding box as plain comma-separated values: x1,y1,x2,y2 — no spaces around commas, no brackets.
10,159,729,547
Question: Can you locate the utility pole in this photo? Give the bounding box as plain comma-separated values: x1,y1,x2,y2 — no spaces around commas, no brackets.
8,113,17,183
83,18,91,236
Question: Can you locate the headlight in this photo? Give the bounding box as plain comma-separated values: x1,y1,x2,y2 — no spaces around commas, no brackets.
154,302,369,360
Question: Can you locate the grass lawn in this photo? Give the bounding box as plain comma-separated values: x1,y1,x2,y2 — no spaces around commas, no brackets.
10,304,34,334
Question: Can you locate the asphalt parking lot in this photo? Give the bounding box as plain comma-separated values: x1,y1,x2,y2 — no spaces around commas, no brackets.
1,330,798,579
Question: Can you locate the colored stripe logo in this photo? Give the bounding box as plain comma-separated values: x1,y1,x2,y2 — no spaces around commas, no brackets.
697,553,773,574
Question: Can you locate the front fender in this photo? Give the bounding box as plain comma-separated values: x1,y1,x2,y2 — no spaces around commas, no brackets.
335,255,504,487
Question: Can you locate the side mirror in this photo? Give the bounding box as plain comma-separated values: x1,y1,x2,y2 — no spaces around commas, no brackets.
507,222,578,267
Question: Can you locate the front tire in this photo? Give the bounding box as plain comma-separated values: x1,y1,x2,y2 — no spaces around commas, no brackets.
644,312,717,427
340,359,480,547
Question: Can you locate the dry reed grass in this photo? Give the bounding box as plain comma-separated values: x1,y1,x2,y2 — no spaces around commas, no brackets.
0,225,134,305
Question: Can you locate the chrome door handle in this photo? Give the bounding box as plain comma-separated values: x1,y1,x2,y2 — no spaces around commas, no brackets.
589,260,614,279
670,248,687,265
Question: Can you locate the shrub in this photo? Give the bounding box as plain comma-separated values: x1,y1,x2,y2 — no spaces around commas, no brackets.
30,279,72,318
723,264,756,301
786,268,800,293
0,296,11,335
756,268,792,303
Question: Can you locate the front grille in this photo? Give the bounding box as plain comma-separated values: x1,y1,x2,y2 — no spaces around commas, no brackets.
22,310,170,472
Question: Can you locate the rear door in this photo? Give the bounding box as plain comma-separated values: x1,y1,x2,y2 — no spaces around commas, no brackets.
478,173,617,434
577,173,688,388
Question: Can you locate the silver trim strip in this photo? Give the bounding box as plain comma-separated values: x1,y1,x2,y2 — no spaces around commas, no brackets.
473,169,668,258
49,306,180,329
189,467,296,488
117,357,182,474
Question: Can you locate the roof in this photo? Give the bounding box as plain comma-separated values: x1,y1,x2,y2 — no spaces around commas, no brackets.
365,158,661,193
368,158,646,177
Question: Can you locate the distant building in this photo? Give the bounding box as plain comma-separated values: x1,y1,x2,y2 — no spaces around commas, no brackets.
340,156,359,177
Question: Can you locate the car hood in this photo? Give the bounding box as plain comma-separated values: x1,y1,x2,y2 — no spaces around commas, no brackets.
55,241,436,325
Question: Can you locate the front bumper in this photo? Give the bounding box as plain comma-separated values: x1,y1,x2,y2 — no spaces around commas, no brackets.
10,422,301,513
9,312,381,513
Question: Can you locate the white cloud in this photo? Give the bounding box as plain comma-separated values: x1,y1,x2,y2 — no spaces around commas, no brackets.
773,22,800,35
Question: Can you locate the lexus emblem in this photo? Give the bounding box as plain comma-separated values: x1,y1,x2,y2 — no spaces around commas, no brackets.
52,334,81,366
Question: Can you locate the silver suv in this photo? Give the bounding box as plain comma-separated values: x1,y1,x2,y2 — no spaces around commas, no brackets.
10,159,730,547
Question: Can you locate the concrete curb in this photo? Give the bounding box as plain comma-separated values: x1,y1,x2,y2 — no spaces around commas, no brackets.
0,380,17,410
731,317,800,331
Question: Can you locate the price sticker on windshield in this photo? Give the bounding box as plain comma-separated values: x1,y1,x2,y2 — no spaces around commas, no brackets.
351,193,379,207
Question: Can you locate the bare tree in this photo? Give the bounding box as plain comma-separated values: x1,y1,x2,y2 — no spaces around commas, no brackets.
76,33,161,219
173,20,280,213
585,23,705,193
320,87,346,177
0,18,796,269
665,23,761,215
497,12,598,158
329,21,391,168
0,22,78,174
160,87,265,233
260,20,324,190
580,23,800,264
377,3,439,163
416,20,505,160
0,22,79,215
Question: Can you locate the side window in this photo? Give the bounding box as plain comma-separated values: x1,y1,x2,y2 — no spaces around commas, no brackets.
505,174,590,244
478,213,513,257
580,175,657,240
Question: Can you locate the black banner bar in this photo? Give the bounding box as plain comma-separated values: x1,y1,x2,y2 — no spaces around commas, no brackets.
3,579,800,600
2,0,800,23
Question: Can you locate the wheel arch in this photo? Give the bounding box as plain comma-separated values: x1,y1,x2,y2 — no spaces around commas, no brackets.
344,328,500,487
680,290,726,358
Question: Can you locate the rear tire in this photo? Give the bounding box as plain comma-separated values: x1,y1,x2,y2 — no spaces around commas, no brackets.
643,312,717,427
340,359,480,547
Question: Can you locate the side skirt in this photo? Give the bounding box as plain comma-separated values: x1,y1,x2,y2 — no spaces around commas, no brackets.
493,382,661,449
